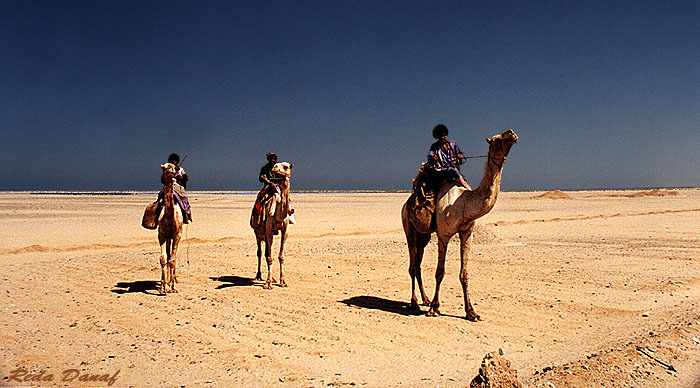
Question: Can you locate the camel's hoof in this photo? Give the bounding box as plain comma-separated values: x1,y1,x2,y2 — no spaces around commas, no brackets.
279,281,288,288
263,283,272,290
426,308,441,317
466,313,481,322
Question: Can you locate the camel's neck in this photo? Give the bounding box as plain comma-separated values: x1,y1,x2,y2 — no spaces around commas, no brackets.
467,155,504,219
162,179,176,230
276,178,290,220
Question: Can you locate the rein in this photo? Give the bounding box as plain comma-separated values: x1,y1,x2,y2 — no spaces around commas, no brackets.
462,154,507,167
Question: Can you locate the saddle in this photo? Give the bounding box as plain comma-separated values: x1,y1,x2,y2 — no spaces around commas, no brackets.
408,163,442,234
141,192,191,230
250,187,276,229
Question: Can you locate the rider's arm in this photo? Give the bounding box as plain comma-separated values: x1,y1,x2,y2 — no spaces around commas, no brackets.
454,143,466,165
259,167,275,185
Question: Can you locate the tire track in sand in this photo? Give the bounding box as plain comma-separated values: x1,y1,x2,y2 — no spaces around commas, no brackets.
489,208,700,226
1,236,245,255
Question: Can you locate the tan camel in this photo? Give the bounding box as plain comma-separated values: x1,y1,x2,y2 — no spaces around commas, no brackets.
401,129,518,320
250,162,293,290
158,162,184,294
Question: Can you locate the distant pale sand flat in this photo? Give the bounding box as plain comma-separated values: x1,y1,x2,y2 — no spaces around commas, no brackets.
594,189,682,198
1,190,700,387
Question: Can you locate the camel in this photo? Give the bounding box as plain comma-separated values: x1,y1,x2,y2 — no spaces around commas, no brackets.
157,162,184,294
250,162,293,290
401,129,518,321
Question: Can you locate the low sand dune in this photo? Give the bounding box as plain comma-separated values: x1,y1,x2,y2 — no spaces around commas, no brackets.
1,191,700,387
472,223,504,244
532,190,573,200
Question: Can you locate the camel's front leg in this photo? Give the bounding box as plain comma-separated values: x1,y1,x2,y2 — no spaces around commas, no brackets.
158,236,168,294
459,230,480,321
277,227,288,287
255,237,263,281
427,236,449,317
408,247,419,310
263,233,274,290
167,235,180,293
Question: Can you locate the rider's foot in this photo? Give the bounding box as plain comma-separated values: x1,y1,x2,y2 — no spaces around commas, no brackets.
457,177,472,190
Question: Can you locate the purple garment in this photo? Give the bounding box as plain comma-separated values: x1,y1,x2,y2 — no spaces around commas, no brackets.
427,139,465,179
173,191,191,219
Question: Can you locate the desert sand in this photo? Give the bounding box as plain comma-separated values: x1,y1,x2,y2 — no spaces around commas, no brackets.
1,189,700,387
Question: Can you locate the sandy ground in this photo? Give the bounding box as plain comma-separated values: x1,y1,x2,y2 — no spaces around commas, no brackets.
1,189,700,387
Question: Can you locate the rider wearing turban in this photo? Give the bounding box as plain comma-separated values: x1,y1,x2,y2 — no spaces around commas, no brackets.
427,124,471,190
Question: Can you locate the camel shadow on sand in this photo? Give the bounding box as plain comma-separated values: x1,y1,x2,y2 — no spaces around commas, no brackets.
111,280,160,295
210,275,267,289
341,296,467,319
340,296,424,316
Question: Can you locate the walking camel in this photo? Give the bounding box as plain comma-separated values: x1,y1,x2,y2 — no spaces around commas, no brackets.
401,129,518,321
250,162,293,289
158,162,184,294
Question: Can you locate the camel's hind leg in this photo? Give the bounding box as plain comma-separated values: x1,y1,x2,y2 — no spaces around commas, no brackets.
402,201,432,310
277,228,288,287
406,226,431,309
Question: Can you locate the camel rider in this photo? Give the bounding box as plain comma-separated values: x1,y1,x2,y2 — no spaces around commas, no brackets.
428,124,471,190
254,152,294,223
159,153,192,223
259,152,283,189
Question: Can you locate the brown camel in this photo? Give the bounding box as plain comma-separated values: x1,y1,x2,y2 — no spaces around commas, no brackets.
401,129,518,320
158,162,184,294
250,162,293,289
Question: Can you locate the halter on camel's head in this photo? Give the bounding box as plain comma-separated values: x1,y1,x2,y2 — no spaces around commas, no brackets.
271,162,293,179
486,129,518,167
160,162,178,184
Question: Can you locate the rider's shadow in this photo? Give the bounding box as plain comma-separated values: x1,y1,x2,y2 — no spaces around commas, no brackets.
210,275,260,289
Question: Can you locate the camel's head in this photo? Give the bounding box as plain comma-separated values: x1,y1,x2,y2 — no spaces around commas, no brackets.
486,129,518,159
161,162,178,183
271,162,293,179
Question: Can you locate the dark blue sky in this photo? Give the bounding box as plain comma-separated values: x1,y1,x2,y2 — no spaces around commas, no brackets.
2,1,699,191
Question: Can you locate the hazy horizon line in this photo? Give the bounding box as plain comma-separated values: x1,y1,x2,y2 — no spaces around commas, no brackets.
2,185,698,196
